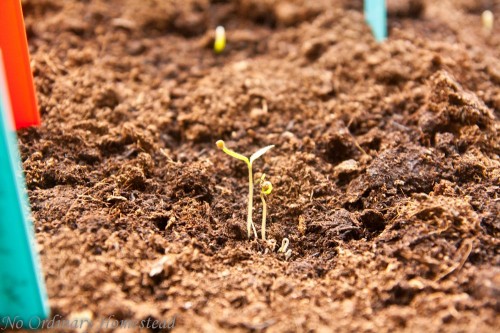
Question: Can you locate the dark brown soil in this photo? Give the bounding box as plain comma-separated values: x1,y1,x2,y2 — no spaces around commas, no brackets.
14,0,500,331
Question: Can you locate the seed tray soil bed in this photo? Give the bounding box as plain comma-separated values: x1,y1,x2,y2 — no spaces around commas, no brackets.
17,0,499,332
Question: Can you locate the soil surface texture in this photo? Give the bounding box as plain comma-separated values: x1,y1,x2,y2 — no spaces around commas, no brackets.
13,0,500,332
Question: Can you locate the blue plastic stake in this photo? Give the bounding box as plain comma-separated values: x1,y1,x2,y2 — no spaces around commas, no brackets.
364,0,387,42
0,50,49,326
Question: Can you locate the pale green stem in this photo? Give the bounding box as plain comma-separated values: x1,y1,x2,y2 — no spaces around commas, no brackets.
261,193,267,240
247,164,257,239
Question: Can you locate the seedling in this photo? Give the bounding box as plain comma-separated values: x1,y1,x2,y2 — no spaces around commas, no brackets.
214,26,226,54
259,174,273,240
216,140,274,239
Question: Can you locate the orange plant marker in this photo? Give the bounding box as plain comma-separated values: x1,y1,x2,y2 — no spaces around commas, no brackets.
0,0,40,130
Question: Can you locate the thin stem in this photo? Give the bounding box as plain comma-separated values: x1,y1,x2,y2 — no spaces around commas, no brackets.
261,193,267,240
247,164,257,239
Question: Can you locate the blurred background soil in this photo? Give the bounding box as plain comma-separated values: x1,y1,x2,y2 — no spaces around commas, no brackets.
14,0,500,331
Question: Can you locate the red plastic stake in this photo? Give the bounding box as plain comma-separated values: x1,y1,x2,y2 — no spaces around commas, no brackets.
0,0,40,130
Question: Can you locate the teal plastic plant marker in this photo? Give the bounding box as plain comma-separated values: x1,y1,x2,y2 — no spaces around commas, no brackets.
364,0,387,42
0,51,49,327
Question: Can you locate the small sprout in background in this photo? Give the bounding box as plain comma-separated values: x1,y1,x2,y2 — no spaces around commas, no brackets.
216,140,274,239
482,10,494,32
214,26,226,53
278,238,292,261
260,174,273,240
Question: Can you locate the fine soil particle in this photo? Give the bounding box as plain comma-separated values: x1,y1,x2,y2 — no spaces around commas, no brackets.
13,0,500,332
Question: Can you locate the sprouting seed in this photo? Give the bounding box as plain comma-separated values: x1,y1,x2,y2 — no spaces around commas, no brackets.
216,140,274,239
278,238,289,253
260,174,273,240
278,238,292,261
214,26,226,53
